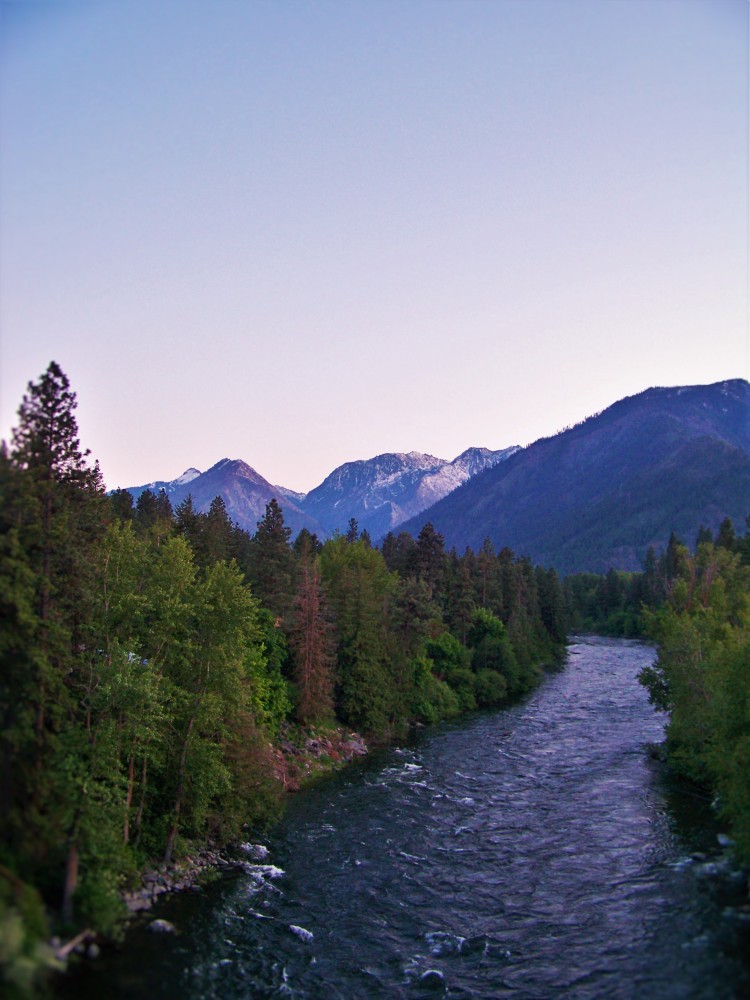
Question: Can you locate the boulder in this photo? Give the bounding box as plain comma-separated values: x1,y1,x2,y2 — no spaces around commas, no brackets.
419,968,446,989
147,919,176,934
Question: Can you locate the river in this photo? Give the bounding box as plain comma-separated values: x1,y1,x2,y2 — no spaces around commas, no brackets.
60,637,750,998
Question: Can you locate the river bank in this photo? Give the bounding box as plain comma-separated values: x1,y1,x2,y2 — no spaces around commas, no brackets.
45,724,369,971
52,638,750,1000
123,724,369,911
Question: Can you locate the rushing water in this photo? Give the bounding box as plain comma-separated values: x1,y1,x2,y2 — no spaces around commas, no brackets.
61,638,750,998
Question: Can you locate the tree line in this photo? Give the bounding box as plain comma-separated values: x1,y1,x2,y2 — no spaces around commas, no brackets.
0,363,567,973
637,526,750,864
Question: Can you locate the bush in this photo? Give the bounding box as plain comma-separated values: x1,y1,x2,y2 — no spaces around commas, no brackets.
474,669,508,707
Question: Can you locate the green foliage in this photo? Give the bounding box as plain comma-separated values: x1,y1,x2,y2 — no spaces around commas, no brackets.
565,563,659,638
0,364,298,938
0,362,572,950
320,537,402,736
0,889,61,998
474,669,509,706
253,610,293,733
423,632,477,711
409,657,461,723
246,499,295,619
0,870,57,998
424,631,471,675
465,607,544,699
639,538,750,862
412,522,447,598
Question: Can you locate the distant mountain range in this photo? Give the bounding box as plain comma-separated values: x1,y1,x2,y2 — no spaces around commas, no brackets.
121,447,517,540
398,379,750,573
118,378,750,574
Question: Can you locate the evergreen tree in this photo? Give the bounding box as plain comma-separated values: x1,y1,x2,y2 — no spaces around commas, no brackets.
320,537,400,736
392,575,439,659
200,495,234,565
293,527,321,557
288,553,335,724
174,494,202,551
154,490,174,523
133,489,174,545
2,362,107,923
444,551,476,644
412,522,447,602
109,488,135,521
135,490,160,531
641,546,662,609
716,517,737,552
476,537,501,613
695,525,713,548
247,499,295,619
535,566,567,645
346,517,359,543
380,531,416,578
0,454,38,844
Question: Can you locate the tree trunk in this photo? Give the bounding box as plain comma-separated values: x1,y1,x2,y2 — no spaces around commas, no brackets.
36,491,53,743
123,754,135,843
61,839,79,926
134,756,147,846
163,716,195,865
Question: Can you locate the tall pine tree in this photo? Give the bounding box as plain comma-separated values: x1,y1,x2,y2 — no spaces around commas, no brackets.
1,362,107,921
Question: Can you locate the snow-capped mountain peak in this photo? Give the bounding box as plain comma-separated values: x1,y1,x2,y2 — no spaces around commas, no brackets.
299,446,519,539
174,467,201,486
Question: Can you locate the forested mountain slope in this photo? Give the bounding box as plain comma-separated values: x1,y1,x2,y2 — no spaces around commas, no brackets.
398,380,750,573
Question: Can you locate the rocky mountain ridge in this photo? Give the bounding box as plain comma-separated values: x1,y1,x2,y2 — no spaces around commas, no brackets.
297,445,519,538
118,446,517,540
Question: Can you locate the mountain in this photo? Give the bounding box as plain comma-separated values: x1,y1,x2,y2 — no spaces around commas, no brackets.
122,459,325,538
124,467,202,496
398,380,750,574
117,445,517,541
299,446,519,539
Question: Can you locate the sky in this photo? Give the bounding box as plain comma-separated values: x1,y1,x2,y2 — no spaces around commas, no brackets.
1,0,748,494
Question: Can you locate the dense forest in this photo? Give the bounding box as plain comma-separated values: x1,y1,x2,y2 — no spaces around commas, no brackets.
1,364,748,995
0,364,568,988
637,529,750,861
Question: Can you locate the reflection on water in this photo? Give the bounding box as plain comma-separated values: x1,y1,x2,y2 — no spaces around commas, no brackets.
59,638,750,999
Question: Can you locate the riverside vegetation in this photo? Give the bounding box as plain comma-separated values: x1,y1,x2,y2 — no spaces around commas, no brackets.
1,364,748,995
0,364,566,994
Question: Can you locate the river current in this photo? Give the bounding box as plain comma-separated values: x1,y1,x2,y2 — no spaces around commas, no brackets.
62,637,750,998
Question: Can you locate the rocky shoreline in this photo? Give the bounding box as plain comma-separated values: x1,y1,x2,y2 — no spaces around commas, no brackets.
53,726,369,959
269,725,368,792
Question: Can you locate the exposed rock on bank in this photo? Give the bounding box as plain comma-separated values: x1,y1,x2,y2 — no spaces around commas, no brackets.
122,727,368,915
122,847,232,914
50,725,370,965
269,725,368,791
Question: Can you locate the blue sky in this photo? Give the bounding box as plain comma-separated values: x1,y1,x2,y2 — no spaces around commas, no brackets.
1,0,747,492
